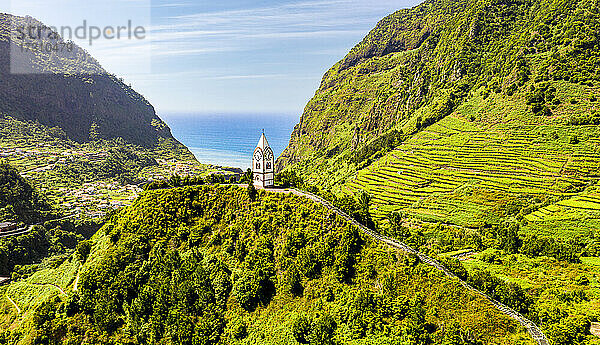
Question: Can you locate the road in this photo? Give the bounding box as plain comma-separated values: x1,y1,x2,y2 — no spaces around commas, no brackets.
0,214,79,239
255,185,549,345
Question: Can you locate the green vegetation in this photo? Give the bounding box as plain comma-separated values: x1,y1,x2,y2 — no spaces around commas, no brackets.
54,147,157,185
0,162,101,276
462,251,600,345
0,186,533,344
0,219,101,277
0,163,51,224
0,115,212,218
276,0,600,241
279,0,600,187
380,209,600,344
275,13,600,341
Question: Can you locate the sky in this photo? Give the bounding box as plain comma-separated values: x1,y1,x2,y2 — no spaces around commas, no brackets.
3,0,421,115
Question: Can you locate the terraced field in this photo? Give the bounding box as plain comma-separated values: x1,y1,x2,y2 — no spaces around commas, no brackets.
345,92,600,229
1,256,79,326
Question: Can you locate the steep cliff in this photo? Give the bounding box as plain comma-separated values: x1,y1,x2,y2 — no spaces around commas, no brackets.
0,13,182,148
277,0,600,190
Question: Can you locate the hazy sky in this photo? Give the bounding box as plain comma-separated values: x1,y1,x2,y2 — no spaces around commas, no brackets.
3,0,420,115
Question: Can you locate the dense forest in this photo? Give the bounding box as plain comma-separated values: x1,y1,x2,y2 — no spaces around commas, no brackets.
0,163,51,224
0,162,102,276
0,185,533,344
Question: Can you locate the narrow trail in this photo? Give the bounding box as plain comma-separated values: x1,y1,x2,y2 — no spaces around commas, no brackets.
29,282,67,296
259,186,549,345
5,293,20,314
73,269,80,292
0,225,34,239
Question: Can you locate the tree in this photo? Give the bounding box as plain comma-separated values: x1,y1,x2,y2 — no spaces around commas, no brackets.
438,256,467,280
546,316,591,345
494,222,521,254
275,170,304,188
240,169,253,184
75,240,92,262
356,191,374,228
247,184,258,201
387,211,410,239
307,313,337,345
292,314,311,344
283,264,303,296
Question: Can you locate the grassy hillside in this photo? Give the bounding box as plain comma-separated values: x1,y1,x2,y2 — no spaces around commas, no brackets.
278,0,600,178
276,0,600,238
0,162,101,276
344,85,600,228
0,112,212,218
0,186,534,344
274,1,600,342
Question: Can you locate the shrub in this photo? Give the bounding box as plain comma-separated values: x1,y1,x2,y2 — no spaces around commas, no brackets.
438,256,468,280
230,319,248,340
292,314,312,344
283,265,303,296
75,240,92,262
233,270,260,311
275,170,304,188
307,314,337,345
247,184,258,201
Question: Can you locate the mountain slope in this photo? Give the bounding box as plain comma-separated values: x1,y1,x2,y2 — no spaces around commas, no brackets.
0,162,52,224
0,185,532,344
276,0,600,226
0,13,182,148
277,0,600,179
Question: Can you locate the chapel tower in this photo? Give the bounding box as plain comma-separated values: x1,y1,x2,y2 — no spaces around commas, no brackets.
253,131,274,188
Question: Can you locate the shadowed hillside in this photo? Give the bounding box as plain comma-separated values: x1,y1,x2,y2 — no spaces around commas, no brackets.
0,13,181,148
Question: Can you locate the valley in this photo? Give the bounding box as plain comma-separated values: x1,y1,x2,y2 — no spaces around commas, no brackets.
1,0,600,344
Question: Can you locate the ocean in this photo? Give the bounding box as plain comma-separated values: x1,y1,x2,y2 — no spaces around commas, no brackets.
163,113,299,170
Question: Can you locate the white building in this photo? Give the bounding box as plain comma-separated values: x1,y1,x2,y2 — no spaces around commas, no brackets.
253,132,275,188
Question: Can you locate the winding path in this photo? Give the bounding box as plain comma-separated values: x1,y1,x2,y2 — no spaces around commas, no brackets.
0,215,79,239
261,186,549,345
73,269,80,292
5,293,20,314
0,225,34,239
29,282,67,296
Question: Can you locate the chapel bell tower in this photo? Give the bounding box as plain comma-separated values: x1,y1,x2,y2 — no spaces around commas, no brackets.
253,131,274,188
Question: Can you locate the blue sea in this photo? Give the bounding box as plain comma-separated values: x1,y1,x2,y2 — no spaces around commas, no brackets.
163,113,299,170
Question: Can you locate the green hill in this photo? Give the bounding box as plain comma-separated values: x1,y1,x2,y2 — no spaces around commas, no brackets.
0,13,186,149
276,0,600,231
275,1,600,343
0,163,51,224
0,186,533,344
0,162,101,277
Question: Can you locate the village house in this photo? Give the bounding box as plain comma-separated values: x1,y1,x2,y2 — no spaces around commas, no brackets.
0,222,17,233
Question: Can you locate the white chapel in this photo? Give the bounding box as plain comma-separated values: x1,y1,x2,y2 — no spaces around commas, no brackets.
252,131,275,188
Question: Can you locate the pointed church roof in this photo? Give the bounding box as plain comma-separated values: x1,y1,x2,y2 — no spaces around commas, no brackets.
256,132,270,150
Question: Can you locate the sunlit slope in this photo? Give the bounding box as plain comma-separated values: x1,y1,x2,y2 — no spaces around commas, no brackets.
345,83,600,230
